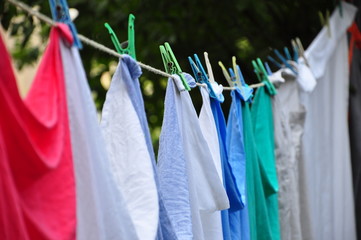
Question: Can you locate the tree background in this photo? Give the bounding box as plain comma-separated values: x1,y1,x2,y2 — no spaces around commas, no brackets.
0,0,339,147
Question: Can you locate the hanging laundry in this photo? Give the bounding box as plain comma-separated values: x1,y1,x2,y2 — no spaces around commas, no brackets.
59,29,138,239
198,85,230,240
100,55,159,240
242,99,273,240
225,88,251,240
0,25,76,240
209,91,243,240
301,2,357,240
158,74,228,240
251,84,281,240
349,20,361,240
271,67,314,240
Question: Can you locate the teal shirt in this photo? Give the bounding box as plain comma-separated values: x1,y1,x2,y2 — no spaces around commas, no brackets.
251,86,281,240
242,101,271,240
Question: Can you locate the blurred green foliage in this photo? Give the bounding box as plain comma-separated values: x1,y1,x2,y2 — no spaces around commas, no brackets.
0,0,336,147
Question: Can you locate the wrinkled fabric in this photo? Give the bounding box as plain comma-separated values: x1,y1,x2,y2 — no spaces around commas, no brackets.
114,56,177,240
349,18,361,240
272,72,312,240
242,101,273,240
210,96,243,240
60,42,138,239
251,86,280,240
226,89,250,240
101,56,159,240
302,3,357,240
158,75,228,240
0,25,76,240
198,86,230,240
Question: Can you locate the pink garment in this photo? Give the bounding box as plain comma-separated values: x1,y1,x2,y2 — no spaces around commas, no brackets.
0,24,76,240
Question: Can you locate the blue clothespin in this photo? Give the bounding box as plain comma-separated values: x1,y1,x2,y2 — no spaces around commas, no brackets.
284,47,292,61
48,0,82,48
264,62,272,76
273,49,298,74
267,55,283,69
188,54,224,101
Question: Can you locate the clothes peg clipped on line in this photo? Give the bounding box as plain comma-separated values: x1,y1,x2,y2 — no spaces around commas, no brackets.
160,42,190,91
48,0,82,48
188,53,224,102
104,14,136,60
318,10,331,38
252,58,277,95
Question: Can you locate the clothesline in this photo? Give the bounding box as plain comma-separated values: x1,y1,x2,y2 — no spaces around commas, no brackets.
5,0,268,90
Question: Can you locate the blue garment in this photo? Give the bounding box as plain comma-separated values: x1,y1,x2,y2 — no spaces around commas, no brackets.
120,56,177,240
210,97,243,240
157,78,193,239
226,89,250,240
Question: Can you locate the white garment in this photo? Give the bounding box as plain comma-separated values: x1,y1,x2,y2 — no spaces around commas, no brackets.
301,2,357,240
100,62,159,240
272,72,311,240
198,86,229,240
173,75,229,239
60,43,138,239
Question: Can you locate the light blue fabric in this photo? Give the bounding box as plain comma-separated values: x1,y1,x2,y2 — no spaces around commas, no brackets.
157,77,193,239
120,56,177,239
210,97,243,240
226,89,250,240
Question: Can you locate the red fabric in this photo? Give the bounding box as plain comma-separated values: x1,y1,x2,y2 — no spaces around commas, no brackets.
348,22,361,66
0,24,76,240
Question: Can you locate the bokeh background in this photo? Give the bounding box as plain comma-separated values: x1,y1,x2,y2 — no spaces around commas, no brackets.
0,0,338,148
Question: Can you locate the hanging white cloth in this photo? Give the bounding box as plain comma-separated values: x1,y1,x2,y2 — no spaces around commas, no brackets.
100,58,159,240
60,42,138,239
301,2,357,240
198,85,229,240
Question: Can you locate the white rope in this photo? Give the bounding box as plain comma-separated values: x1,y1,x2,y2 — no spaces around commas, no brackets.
5,0,266,90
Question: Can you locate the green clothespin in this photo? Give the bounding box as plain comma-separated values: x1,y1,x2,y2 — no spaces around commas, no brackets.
159,42,190,91
104,14,136,59
252,58,277,95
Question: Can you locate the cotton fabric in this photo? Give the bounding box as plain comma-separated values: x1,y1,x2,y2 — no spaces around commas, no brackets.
60,38,138,239
302,3,357,239
0,25,76,240
101,56,159,240
226,89,250,240
272,70,313,240
158,75,228,240
198,86,230,240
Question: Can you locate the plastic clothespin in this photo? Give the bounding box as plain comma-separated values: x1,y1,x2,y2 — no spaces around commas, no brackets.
160,42,190,91
264,62,272,76
284,47,292,61
104,14,136,59
48,0,82,48
291,39,299,62
231,56,243,88
252,58,277,95
273,49,298,74
189,54,222,100
218,61,233,87
267,55,283,69
295,37,310,67
204,52,215,83
318,10,331,38
339,0,343,17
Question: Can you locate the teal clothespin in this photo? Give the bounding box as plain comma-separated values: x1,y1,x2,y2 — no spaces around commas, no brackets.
273,49,298,74
267,55,283,69
48,0,82,48
104,14,136,60
252,58,277,95
160,42,190,91
284,47,292,61
188,54,223,101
